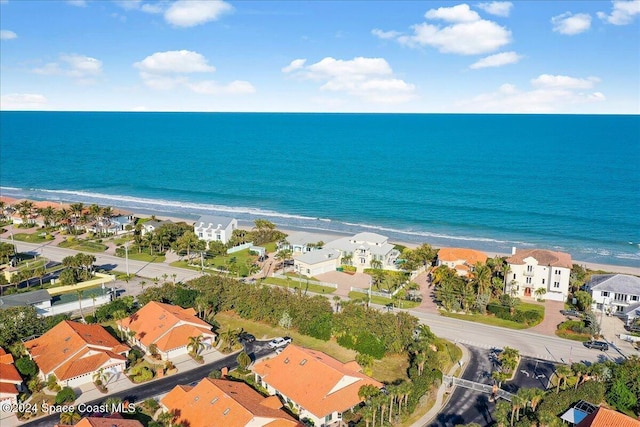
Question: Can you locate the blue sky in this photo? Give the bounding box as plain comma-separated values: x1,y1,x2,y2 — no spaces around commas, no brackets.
1,0,638,113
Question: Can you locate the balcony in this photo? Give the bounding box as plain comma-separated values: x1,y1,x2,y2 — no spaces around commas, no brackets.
523,269,535,277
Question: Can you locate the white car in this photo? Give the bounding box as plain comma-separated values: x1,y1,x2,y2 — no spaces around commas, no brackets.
268,337,292,349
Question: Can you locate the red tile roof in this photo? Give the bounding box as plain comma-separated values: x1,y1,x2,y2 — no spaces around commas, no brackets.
253,345,383,418
24,321,129,380
72,416,143,427
161,378,300,427
438,248,488,265
0,347,21,395
117,301,215,353
507,248,572,269
576,406,640,427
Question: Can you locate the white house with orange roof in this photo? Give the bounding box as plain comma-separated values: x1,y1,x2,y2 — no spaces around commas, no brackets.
0,347,23,406
437,247,488,277
253,345,383,427
117,301,216,360
161,378,301,427
24,320,130,388
506,248,572,302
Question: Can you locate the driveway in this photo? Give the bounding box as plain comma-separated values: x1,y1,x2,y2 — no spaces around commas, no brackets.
314,270,372,297
529,300,566,336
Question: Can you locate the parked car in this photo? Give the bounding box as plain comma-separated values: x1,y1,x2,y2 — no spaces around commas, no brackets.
238,332,256,344
560,309,583,318
268,336,292,349
625,324,640,332
583,340,609,351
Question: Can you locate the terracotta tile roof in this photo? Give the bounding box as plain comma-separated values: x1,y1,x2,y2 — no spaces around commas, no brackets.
0,349,22,384
24,321,129,379
0,382,19,395
0,347,15,364
507,248,572,269
253,345,383,418
438,248,488,265
154,324,214,352
576,406,640,427
117,301,215,352
73,416,144,427
161,378,299,427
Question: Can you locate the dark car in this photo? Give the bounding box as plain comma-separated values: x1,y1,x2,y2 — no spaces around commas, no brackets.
583,340,609,351
625,324,640,332
238,333,256,344
560,309,582,318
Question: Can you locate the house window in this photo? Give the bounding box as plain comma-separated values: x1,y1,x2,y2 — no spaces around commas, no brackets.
614,293,628,302
198,233,203,238
325,414,333,423
526,265,533,272
553,282,560,288
360,258,366,264
632,296,638,302
306,269,310,274
526,277,532,284
554,269,561,275
513,274,516,280
542,279,545,285
602,291,609,297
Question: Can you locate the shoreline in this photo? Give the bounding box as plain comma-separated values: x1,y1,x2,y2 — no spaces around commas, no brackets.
2,194,639,276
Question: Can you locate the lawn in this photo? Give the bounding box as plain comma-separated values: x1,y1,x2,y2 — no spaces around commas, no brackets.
347,291,421,309
12,232,49,243
126,252,166,263
555,330,592,341
58,239,107,252
214,311,409,383
440,311,532,330
263,277,336,294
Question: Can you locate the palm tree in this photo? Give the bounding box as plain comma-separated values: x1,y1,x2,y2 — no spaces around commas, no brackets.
39,206,56,228
571,362,588,389
501,263,512,295
55,208,71,231
472,263,492,296
528,388,545,412
59,408,81,425
370,259,383,270
15,200,34,225
93,367,110,386
187,335,205,357
555,365,572,393
341,253,353,266
218,328,239,353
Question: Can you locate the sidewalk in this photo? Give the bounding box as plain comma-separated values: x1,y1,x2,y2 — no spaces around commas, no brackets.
414,343,471,426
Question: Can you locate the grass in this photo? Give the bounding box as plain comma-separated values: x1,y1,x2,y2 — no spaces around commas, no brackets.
12,232,49,243
555,330,592,342
518,301,546,315
440,311,532,330
215,311,409,382
263,277,336,294
347,291,421,309
126,252,166,263
58,239,107,252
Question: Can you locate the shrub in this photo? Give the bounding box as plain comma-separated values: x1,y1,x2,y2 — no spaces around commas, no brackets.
55,387,76,404
537,381,605,419
84,315,96,324
487,303,511,319
15,357,38,376
353,332,386,359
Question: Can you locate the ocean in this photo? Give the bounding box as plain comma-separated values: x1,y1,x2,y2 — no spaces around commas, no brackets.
0,112,638,267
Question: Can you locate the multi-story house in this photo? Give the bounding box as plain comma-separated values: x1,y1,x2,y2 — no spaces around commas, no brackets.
436,247,488,277
194,215,237,245
586,274,640,323
505,248,572,302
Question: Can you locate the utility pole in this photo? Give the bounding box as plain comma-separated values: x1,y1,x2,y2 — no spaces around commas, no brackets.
124,242,130,277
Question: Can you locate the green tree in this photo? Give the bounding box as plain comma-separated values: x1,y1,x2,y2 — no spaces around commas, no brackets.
187,335,205,357
574,291,593,312
59,409,81,425
0,242,16,263
15,357,37,376
55,386,76,404
555,365,572,393
237,351,251,370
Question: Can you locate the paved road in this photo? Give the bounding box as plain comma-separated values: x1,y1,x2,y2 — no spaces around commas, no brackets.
19,340,274,427
6,239,630,366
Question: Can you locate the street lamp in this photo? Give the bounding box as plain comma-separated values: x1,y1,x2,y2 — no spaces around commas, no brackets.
124,242,130,277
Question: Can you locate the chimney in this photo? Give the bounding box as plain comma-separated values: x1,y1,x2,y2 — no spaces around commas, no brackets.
511,247,517,255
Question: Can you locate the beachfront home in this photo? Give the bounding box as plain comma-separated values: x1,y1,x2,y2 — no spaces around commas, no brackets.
293,232,400,276
117,301,216,360
585,274,640,322
253,345,383,427
194,215,237,245
161,378,300,427
505,248,572,302
280,231,326,254
24,320,130,388
0,347,23,407
140,219,172,235
437,247,488,277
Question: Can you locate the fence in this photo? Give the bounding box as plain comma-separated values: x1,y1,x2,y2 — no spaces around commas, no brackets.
44,293,112,317
227,242,254,254
272,273,337,289
442,374,513,401
350,287,394,298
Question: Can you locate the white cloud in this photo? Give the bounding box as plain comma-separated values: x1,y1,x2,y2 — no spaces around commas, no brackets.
597,0,640,25
397,3,512,55
134,50,215,73
469,51,522,69
134,50,254,96
371,28,402,40
66,0,87,7
1,93,48,110
164,0,232,27
424,4,480,22
456,74,605,112
141,3,164,14
33,54,102,83
477,1,513,17
531,74,600,89
283,56,417,104
0,30,17,40
281,59,307,73
551,12,592,35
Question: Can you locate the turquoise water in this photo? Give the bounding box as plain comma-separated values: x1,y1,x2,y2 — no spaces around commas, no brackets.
1,112,638,266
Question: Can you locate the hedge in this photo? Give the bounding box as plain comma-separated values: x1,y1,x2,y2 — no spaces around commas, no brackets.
486,303,543,326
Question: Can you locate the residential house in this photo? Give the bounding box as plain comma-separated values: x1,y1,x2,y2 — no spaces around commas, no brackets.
24,320,130,388
194,215,237,244
55,414,144,427
253,345,383,427
86,211,135,236
0,347,22,406
437,247,488,277
576,406,640,427
279,231,326,254
505,248,572,302
161,378,301,427
140,219,172,236
294,232,400,276
117,301,216,360
586,274,640,322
